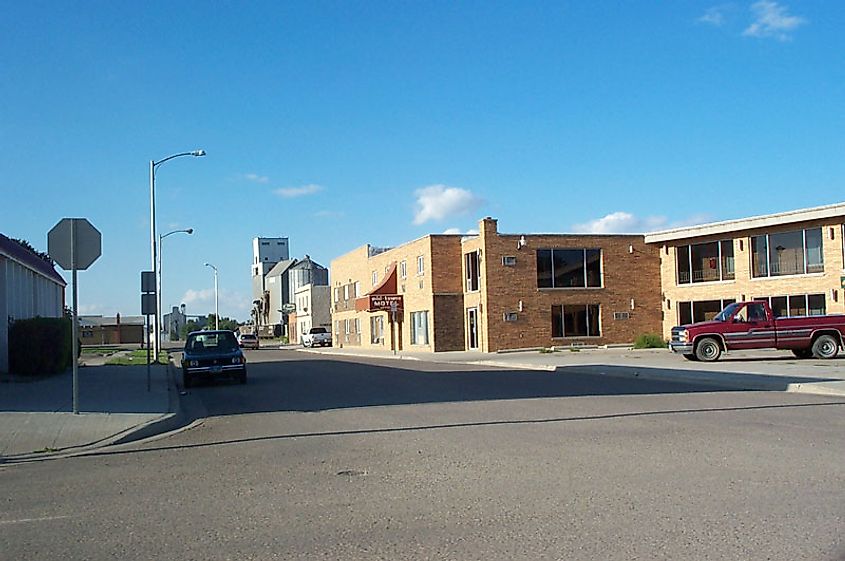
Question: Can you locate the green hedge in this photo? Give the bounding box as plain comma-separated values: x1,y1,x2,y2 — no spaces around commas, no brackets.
633,333,668,349
8,317,73,376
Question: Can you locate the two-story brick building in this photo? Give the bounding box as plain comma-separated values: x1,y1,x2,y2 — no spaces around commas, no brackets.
645,202,845,339
330,218,663,352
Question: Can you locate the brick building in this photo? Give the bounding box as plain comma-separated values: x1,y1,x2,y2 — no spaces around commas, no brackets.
330,218,662,353
645,202,845,339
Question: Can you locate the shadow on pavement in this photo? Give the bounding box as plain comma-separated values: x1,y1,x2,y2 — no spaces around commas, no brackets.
180,356,808,417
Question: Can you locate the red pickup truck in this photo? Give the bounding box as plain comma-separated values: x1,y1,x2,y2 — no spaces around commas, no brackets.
669,301,845,362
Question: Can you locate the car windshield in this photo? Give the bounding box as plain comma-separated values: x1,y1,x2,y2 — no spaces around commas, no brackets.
240,334,256,340
186,332,239,353
714,303,741,322
310,328,327,334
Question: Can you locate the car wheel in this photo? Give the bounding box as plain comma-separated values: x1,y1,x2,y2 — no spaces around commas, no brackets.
811,335,839,359
183,370,192,388
791,348,813,359
694,338,722,362
682,354,698,361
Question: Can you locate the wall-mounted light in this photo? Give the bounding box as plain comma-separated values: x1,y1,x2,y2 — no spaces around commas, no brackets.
667,299,671,309
741,294,746,301
517,235,527,250
831,288,838,302
830,227,836,240
518,300,524,312
630,298,635,310
628,244,634,254
739,239,744,251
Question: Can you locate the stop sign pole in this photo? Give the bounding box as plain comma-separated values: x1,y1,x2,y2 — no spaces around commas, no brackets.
48,218,102,414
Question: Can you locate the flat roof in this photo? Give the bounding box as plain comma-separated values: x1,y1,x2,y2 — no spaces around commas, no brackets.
644,201,845,244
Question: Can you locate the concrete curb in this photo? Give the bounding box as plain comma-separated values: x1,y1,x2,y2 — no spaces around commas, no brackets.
0,360,191,465
296,348,422,362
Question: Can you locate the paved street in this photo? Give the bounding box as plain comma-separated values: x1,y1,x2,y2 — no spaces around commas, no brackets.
2,350,844,560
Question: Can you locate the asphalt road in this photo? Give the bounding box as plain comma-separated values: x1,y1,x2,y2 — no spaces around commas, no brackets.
2,350,844,561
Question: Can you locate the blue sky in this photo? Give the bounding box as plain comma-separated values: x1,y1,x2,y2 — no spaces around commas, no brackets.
2,1,843,321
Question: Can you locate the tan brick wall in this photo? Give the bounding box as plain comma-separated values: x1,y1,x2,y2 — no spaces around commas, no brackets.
330,235,464,351
465,218,663,352
656,219,845,338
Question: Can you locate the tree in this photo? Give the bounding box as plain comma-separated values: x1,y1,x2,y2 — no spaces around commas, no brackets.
207,314,239,332
10,238,54,265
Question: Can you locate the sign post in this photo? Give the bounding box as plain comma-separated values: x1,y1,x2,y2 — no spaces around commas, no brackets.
141,271,156,391
48,218,102,414
390,301,398,356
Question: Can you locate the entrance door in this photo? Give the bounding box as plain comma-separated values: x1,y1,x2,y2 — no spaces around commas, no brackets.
467,308,478,350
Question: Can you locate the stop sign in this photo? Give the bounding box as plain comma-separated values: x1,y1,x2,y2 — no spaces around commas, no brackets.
48,218,102,271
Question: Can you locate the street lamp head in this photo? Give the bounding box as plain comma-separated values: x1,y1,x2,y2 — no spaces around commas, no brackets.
186,228,194,235
192,150,206,157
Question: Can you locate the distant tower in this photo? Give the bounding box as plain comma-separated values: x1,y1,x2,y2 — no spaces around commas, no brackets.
251,237,291,320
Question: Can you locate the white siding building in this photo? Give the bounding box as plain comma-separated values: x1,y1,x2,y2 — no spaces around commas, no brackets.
1,234,66,373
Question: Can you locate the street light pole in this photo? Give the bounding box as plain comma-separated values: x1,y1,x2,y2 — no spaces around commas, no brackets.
158,228,193,344
150,149,205,356
205,262,219,330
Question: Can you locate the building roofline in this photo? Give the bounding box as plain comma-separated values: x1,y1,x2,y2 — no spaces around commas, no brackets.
644,201,845,244
0,233,67,287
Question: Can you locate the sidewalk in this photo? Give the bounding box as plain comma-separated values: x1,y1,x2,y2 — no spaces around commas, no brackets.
0,361,178,461
297,345,845,397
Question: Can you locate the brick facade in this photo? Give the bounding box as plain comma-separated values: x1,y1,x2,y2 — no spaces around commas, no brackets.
648,210,845,339
331,218,663,353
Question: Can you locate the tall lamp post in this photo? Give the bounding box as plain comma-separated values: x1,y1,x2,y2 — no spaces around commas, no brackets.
158,228,193,344
150,149,205,356
204,262,219,330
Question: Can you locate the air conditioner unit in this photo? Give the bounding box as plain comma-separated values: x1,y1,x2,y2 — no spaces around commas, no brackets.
502,256,517,266
503,312,518,322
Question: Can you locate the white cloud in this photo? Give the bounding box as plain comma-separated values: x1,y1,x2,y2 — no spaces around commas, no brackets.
244,173,269,184
571,212,712,234
442,227,479,235
180,288,251,319
698,5,728,26
413,185,483,225
314,210,344,218
274,184,324,198
743,1,806,40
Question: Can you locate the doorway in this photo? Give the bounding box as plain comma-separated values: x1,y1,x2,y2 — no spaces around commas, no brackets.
467,308,478,350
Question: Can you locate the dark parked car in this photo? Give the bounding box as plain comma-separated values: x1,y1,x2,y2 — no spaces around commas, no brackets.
181,330,247,387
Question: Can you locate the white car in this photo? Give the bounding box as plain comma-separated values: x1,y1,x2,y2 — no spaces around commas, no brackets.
301,327,332,347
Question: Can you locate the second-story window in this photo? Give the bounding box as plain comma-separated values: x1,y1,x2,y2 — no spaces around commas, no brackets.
752,227,823,278
536,249,601,288
354,282,360,298
417,255,425,275
676,240,735,284
400,260,407,279
372,271,377,286
344,285,349,300
465,251,479,292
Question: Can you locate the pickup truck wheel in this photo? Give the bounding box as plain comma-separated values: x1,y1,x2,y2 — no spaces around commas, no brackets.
695,338,721,362
791,349,812,359
811,335,839,359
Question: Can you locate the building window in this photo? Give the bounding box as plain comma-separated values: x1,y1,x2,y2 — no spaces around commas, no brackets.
536,249,601,289
410,311,429,345
677,299,736,325
676,240,734,284
354,282,360,298
372,271,378,286
343,285,349,300
334,287,339,303
417,255,425,275
354,318,360,333
344,319,350,334
751,227,823,278
551,304,600,337
753,294,826,317
400,260,407,279
465,251,480,292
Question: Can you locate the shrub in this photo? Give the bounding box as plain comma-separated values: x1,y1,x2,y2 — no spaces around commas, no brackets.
9,316,73,375
633,333,668,349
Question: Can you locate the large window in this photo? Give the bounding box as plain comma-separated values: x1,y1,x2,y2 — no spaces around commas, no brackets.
677,299,736,325
410,311,429,345
751,227,823,278
370,316,384,344
676,240,734,284
537,249,601,289
754,294,826,317
465,251,479,292
551,304,600,337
